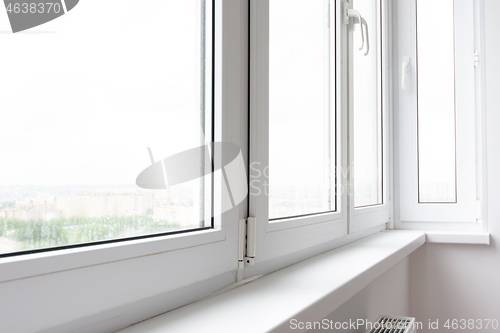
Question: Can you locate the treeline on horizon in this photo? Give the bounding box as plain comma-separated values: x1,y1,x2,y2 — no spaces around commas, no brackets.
0,216,182,252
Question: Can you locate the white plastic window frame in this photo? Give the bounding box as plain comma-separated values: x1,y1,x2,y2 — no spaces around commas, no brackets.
349,0,392,233
0,1,248,332
395,0,485,231
248,0,390,265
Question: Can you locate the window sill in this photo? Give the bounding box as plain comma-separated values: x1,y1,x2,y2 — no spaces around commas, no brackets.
118,230,426,333
424,231,490,244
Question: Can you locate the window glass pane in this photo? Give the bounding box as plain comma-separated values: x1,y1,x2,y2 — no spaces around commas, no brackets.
416,0,457,203
269,0,335,220
0,0,213,255
353,0,382,208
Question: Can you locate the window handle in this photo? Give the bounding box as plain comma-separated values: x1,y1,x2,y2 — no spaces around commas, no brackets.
401,56,411,90
346,9,365,51
345,6,369,56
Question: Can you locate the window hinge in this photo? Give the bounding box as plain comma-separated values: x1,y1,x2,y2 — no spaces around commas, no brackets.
476,200,482,222
238,217,256,269
474,49,480,68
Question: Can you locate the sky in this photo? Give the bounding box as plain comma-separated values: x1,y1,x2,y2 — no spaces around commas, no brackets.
0,0,209,186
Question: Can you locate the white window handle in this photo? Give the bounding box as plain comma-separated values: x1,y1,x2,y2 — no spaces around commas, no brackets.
345,5,369,56
401,56,411,90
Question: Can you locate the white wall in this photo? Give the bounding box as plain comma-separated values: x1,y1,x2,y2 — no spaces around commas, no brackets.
310,258,410,333
408,1,500,331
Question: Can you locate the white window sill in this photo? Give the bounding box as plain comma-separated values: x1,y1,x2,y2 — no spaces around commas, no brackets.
424,231,490,244
118,230,426,333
